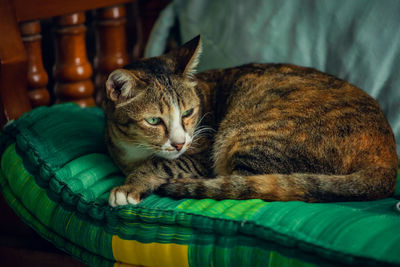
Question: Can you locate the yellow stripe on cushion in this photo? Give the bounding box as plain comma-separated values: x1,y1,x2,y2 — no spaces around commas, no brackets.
112,235,189,267
114,263,141,267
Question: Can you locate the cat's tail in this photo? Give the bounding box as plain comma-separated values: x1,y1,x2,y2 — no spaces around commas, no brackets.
156,167,397,202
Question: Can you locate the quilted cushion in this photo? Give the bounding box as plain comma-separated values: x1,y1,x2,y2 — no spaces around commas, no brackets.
1,104,399,266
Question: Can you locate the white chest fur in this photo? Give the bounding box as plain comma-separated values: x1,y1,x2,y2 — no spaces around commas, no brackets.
114,140,153,163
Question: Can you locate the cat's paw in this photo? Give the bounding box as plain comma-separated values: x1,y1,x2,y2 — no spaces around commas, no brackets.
109,185,141,207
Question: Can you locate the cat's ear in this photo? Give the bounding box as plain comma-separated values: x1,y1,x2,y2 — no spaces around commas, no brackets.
170,35,202,77
105,69,144,103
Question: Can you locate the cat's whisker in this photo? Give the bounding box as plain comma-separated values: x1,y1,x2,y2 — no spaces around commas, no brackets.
124,141,160,152
187,145,201,152
187,142,201,148
195,112,212,128
194,127,214,133
192,131,213,142
193,125,215,138
187,139,207,152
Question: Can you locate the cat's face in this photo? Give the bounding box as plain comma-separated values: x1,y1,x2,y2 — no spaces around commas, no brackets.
104,36,203,160
107,72,201,159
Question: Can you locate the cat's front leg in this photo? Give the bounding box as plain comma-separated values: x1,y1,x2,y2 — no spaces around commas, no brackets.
109,154,211,207
109,172,166,206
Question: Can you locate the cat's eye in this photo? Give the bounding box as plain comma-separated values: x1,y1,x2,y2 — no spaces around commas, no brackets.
182,108,194,118
145,117,162,125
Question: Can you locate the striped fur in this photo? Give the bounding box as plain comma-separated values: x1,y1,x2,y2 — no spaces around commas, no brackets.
104,36,398,206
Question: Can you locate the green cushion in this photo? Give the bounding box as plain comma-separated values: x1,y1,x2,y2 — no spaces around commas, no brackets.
1,104,400,266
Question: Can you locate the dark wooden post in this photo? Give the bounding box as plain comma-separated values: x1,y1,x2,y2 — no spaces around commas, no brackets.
133,0,171,59
53,12,95,107
94,5,129,104
20,21,50,107
0,0,31,126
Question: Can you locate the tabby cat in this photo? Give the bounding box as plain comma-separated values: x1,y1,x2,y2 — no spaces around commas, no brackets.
103,36,398,207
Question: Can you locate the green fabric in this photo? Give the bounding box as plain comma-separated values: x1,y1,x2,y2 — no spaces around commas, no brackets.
0,145,115,267
1,104,400,266
145,0,400,157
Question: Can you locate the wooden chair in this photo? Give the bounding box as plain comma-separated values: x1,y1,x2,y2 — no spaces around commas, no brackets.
0,0,170,125
0,0,169,265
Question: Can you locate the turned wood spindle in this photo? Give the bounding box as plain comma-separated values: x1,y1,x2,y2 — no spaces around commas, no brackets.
20,21,50,107
94,5,129,104
53,13,95,107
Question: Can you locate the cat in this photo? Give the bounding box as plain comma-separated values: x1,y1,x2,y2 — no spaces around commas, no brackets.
103,35,398,207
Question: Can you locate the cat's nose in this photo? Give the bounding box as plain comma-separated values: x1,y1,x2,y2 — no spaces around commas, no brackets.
171,142,185,151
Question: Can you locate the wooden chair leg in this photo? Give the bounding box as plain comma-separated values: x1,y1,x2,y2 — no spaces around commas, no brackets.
20,21,50,107
53,13,95,107
0,0,31,126
93,5,129,104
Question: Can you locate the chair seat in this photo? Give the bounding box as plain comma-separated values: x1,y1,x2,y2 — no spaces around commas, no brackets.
1,104,399,266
